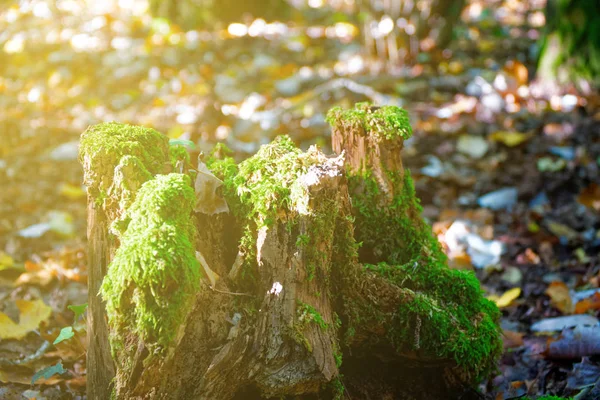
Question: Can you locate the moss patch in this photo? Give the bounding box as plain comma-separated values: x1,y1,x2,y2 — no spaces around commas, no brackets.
327,103,501,383
326,102,412,141
101,173,200,355
79,122,169,200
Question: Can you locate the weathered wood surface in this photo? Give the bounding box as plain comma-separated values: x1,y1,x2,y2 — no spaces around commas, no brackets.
81,107,501,399
85,193,115,399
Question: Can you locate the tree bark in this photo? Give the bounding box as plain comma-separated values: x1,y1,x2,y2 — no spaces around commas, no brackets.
85,201,115,399
82,106,501,399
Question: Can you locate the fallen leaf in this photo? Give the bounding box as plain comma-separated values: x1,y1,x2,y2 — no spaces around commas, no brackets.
537,157,566,172
575,292,600,314
0,365,61,385
531,315,599,332
546,281,574,314
546,325,600,359
478,187,518,211
502,329,524,348
578,183,600,211
457,135,489,159
0,299,52,339
15,267,56,287
58,183,86,200
489,131,531,147
567,358,600,390
488,287,521,308
0,252,17,271
32,361,66,384
546,221,579,241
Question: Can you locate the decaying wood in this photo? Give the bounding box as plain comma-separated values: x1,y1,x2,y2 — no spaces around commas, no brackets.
82,109,500,399
85,200,115,399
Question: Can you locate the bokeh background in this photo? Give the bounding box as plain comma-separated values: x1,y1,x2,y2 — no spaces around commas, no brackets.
0,0,599,398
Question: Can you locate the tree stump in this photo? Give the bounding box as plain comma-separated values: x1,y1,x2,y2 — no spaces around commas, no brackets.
81,104,501,400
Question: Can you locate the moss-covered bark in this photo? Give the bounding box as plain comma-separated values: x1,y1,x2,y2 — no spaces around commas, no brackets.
327,103,501,385
82,106,501,400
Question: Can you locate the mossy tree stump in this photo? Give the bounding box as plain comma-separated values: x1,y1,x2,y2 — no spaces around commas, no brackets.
81,105,501,400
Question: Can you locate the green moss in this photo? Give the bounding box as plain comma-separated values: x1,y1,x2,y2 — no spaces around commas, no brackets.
351,170,446,265
328,375,345,400
326,102,412,141
326,103,501,383
108,155,153,236
342,172,501,381
169,144,191,169
215,136,336,291
101,173,200,355
79,122,169,200
206,143,241,216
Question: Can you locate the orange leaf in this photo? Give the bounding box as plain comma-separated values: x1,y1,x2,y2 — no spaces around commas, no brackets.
575,292,600,314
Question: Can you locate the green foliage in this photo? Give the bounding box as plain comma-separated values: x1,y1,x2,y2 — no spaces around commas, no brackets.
101,173,200,353
326,102,413,141
53,326,75,345
67,303,87,321
168,144,191,169
297,301,329,330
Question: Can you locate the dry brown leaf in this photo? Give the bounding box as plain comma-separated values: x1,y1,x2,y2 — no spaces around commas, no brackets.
545,281,574,314
578,183,600,211
502,329,524,349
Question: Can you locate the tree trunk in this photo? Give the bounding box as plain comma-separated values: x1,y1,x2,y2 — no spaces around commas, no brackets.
537,0,600,88
81,105,501,400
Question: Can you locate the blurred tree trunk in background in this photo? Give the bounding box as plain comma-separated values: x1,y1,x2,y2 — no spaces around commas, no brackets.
148,0,294,29
148,0,465,66
357,0,465,64
537,0,600,88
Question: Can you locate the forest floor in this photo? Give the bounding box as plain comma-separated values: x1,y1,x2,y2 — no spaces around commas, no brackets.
0,0,599,399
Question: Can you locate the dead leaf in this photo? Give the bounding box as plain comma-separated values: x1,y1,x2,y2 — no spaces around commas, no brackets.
0,299,52,339
575,292,600,314
194,160,229,215
195,251,219,288
58,183,86,200
487,287,521,308
545,281,574,314
546,325,600,359
489,131,532,147
531,315,599,332
578,183,600,211
502,329,524,348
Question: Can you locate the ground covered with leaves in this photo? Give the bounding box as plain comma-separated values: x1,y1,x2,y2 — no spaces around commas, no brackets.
0,0,599,399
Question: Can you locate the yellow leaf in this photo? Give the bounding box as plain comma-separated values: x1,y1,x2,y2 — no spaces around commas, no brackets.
59,183,86,200
0,299,52,339
0,252,15,271
488,287,521,308
489,131,532,147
